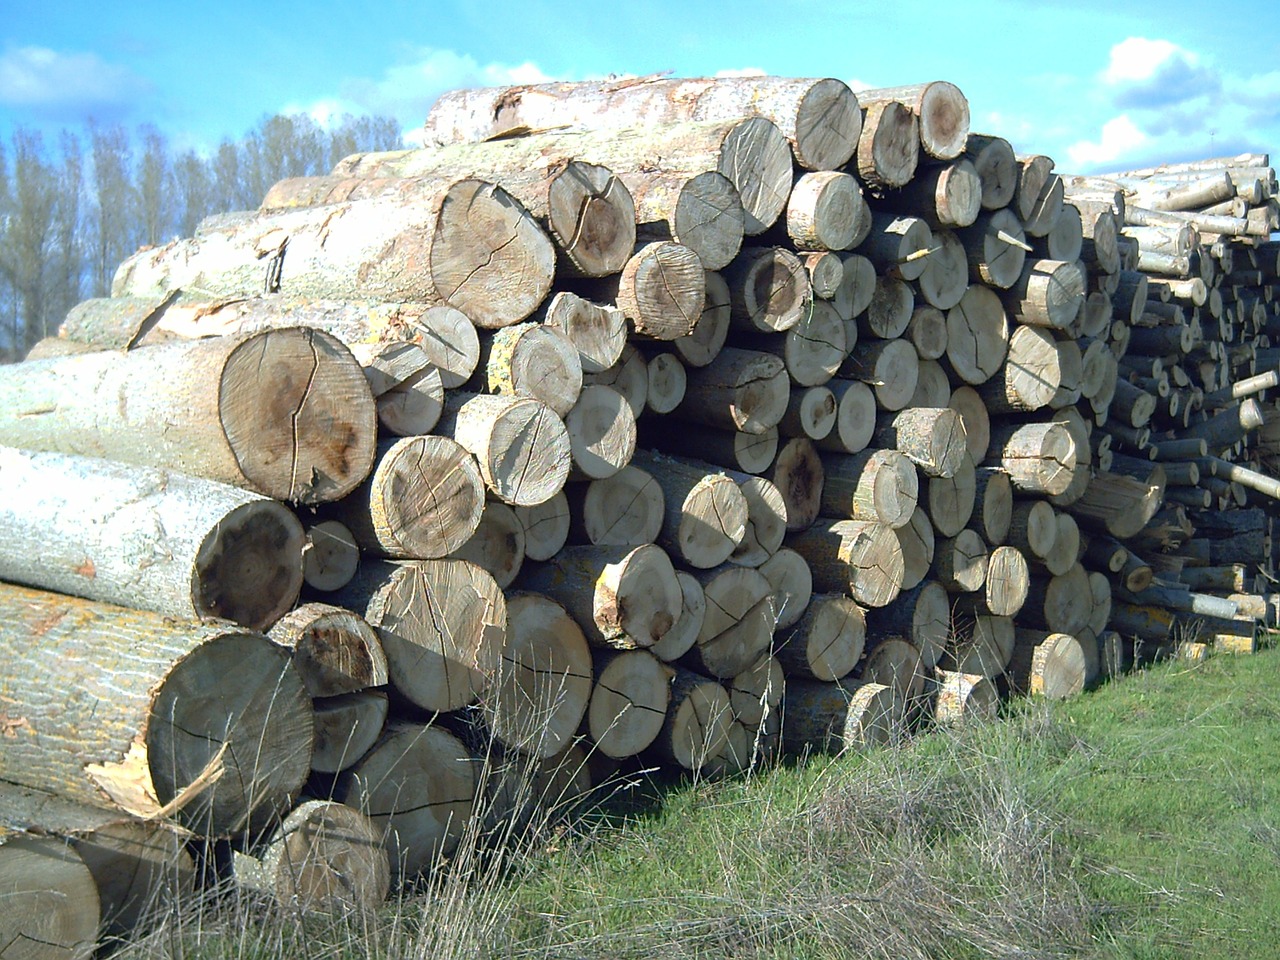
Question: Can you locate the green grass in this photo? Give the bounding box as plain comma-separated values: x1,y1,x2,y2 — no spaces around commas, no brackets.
115,647,1280,960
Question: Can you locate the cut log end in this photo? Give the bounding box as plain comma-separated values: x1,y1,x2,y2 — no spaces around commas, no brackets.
546,160,637,277
193,498,305,631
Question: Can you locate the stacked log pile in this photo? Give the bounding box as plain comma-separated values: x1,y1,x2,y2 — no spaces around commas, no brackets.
2,71,1278,953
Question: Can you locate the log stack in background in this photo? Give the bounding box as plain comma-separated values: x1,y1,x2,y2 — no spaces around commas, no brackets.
2,70,1279,953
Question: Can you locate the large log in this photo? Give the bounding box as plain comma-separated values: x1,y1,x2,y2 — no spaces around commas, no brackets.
673,347,791,435
0,447,304,632
263,159,635,279
785,171,868,251
787,518,905,608
0,328,376,504
0,831,99,960
587,649,673,759
864,579,950,670
650,668,733,771
448,500,527,589
782,680,902,752
334,559,506,713
873,406,968,479
964,133,1018,210
945,285,1010,385
857,82,971,161
421,74,859,172
0,583,312,837
820,448,919,529
774,593,866,681
1007,630,1086,698
114,180,556,329
685,566,778,679
628,450,749,569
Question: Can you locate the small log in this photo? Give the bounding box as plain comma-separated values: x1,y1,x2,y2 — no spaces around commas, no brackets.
448,500,526,589
1007,499,1058,559
674,270,730,368
1007,630,1086,698
821,448,919,529
439,392,572,506
989,421,1078,496
926,457,977,538
627,169,745,271
780,385,838,440
598,241,707,340
786,171,867,251
856,100,920,191
375,366,443,437
896,505,937,591
521,543,683,649
1022,563,1091,636
934,528,988,593
803,251,844,299
864,579,950,670
537,291,626,375
732,475,789,567
945,285,1010,385
233,799,388,915
336,722,476,879
874,406,969,479
960,208,1027,289
860,637,925,704
944,608,1015,679
584,341,647,423
674,346,791,434
268,602,388,698
311,691,388,774
514,490,571,561
0,832,100,959
831,252,877,321
858,82,970,160
651,669,733,771
964,133,1018,210
972,466,1013,546
724,246,813,334
786,518,905,608
775,593,866,681
336,559,506,712
686,566,777,679
484,321,583,416
911,359,952,408
645,352,688,415
0,583,312,837
729,654,785,727
481,592,593,759
331,435,486,559
781,680,902,752
587,649,673,759
767,437,825,532
645,421,779,474
758,547,814,630
861,276,915,338
917,229,970,311
302,520,361,593
564,384,637,481
1038,511,1081,578
649,570,707,663
841,337,920,411
862,213,935,282
0,328,376,504
1002,259,1085,331
985,544,1030,617
0,447,305,632
978,324,1062,413
817,379,877,455
567,465,664,548
628,450,749,569
949,385,991,464
881,159,982,228
932,669,999,723
773,299,847,387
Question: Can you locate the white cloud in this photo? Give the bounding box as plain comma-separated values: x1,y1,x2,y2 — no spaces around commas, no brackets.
1101,37,1186,85
0,45,149,110
1067,114,1148,168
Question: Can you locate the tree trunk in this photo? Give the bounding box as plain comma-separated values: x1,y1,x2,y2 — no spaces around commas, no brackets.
0,582,312,837
479,592,593,759
232,799,389,914
334,559,506,713
330,435,486,559
586,649,673,759
262,159,635,279
0,328,376,504
0,447,305,632
520,543,683,650
114,179,556,330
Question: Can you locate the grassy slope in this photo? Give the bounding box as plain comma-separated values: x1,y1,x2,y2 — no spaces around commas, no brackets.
118,648,1280,960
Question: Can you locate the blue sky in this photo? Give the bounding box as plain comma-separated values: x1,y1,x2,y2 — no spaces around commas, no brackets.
2,0,1278,174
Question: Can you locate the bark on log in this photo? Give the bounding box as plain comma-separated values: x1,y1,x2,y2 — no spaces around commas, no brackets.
0,447,305,632
673,346,791,435
932,670,999,723
785,171,867,251
520,543,682,649
483,321,583,416
820,448,919,529
964,133,1018,210
421,75,859,171
0,328,376,504
261,160,635,279
480,592,593,759
334,559,506,713
0,583,312,837
651,668,733,771
114,180,557,329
